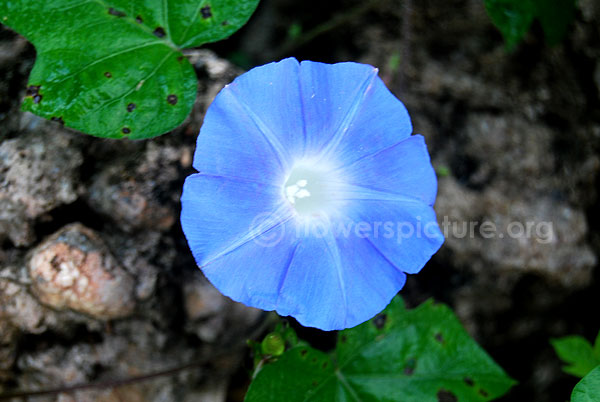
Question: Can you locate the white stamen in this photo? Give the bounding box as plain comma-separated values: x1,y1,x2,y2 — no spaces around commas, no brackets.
283,163,344,217
285,181,312,205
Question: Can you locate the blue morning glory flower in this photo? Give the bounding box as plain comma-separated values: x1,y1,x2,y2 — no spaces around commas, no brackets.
181,58,444,331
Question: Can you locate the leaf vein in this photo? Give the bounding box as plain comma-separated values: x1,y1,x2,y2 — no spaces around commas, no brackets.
177,0,208,45
45,41,163,86
79,50,174,123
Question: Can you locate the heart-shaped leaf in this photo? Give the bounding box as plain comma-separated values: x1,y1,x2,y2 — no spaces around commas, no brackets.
0,0,259,139
245,297,516,401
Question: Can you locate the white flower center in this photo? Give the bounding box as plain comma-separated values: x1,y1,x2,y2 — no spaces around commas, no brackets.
284,164,338,217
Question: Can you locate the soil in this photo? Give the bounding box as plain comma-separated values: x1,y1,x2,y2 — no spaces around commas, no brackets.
1,0,599,401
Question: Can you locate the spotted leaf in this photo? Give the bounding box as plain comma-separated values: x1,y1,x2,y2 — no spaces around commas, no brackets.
0,0,259,139
245,296,516,401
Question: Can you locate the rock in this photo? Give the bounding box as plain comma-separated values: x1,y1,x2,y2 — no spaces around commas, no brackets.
184,272,262,343
0,131,82,246
104,230,163,302
580,0,600,22
0,324,17,383
184,380,228,402
0,35,28,68
432,112,597,288
0,278,47,333
479,192,596,287
187,49,238,79
86,142,184,233
14,333,188,402
18,345,92,387
184,274,228,321
462,114,555,193
0,47,258,400
28,223,135,320
184,274,234,342
435,176,596,288
418,59,510,109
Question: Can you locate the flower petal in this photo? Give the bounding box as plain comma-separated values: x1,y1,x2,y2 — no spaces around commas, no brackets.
298,60,411,165
199,219,300,312
276,230,407,330
194,58,304,181
342,199,444,275
181,173,293,266
338,135,438,206
193,210,409,330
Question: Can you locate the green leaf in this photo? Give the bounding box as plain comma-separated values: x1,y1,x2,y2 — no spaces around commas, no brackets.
484,0,536,50
245,297,516,402
535,0,577,46
572,365,600,402
0,0,259,139
593,331,600,359
484,0,576,49
551,333,600,378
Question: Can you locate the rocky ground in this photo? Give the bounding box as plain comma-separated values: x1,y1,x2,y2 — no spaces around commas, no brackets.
1,0,599,401
1,47,264,400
